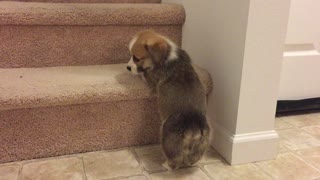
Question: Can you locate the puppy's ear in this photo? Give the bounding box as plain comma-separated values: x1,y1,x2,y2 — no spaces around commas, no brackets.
144,40,169,65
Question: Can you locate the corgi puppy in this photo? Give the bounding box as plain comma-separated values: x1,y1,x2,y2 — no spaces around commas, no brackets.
127,30,210,170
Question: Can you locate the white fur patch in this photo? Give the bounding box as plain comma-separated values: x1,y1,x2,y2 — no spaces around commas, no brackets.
129,35,138,52
128,35,140,75
127,57,139,74
163,37,178,62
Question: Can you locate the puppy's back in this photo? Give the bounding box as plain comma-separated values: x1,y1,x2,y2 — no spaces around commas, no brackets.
161,110,210,168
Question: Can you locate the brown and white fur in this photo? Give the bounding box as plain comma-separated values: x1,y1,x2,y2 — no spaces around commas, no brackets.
127,30,210,170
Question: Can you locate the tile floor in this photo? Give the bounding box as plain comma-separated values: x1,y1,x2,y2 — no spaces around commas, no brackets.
1,113,320,180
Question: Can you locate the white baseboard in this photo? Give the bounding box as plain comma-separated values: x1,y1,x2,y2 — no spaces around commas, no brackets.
210,121,279,165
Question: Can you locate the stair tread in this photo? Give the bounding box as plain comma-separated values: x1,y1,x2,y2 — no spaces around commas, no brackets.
0,1,184,25
0,63,213,111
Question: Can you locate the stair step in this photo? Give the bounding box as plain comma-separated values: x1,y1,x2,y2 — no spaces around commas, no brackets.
0,1,185,68
0,2,183,25
0,64,212,111
0,63,213,163
2,0,161,3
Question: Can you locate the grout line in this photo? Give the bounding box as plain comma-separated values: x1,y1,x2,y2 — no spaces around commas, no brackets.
292,149,320,174
145,168,167,174
277,126,320,153
80,157,88,180
300,127,320,140
102,173,151,180
254,144,320,179
129,148,146,174
143,171,153,180
0,144,161,167
252,162,275,180
80,143,160,158
301,124,320,128
93,148,144,180
198,161,223,166
130,146,170,174
253,130,306,180
276,127,312,152
17,164,23,180
292,153,320,180
16,153,82,166
197,163,215,180
0,162,22,168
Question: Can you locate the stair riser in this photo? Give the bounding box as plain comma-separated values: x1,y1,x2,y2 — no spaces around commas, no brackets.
0,98,161,163
0,25,182,68
1,0,161,3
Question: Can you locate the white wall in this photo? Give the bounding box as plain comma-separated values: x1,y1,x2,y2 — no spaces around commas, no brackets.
163,0,291,164
279,0,320,100
285,0,320,44
163,0,250,135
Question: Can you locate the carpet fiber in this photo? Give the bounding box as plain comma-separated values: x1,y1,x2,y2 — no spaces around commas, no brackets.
0,64,213,163
0,0,214,163
0,2,184,68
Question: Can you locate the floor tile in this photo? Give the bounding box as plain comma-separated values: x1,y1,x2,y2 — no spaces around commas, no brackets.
302,125,320,138
134,145,222,173
117,175,149,180
310,113,320,118
282,114,320,127
83,150,142,180
275,118,293,130
256,152,320,180
150,167,210,180
134,145,167,172
278,139,289,153
0,165,20,180
277,128,320,150
21,157,83,180
204,162,271,180
199,147,224,164
296,147,320,170
0,162,22,168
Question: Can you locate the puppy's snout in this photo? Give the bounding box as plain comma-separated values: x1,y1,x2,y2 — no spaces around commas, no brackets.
127,66,132,71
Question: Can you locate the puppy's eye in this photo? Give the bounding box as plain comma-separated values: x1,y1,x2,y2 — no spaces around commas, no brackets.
133,55,140,63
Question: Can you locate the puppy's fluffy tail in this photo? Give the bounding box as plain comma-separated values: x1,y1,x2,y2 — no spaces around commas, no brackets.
162,110,210,167
182,111,210,166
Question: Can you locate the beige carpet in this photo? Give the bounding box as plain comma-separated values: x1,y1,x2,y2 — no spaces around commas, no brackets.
0,64,212,111
0,2,184,68
0,64,212,163
0,0,214,163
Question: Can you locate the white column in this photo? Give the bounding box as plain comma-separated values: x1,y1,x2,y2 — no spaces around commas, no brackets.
163,0,291,164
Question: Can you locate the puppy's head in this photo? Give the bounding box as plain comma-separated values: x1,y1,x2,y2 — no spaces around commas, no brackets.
127,30,177,74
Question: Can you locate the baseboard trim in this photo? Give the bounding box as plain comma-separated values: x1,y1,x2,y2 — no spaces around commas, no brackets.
210,121,279,165
276,97,320,116
232,131,278,143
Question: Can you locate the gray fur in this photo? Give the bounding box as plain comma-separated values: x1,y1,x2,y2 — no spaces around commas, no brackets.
144,48,210,169
127,30,210,169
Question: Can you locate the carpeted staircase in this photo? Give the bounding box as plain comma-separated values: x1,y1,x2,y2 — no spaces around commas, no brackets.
0,0,213,163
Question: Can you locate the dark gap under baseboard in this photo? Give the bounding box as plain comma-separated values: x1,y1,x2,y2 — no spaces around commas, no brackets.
276,97,320,117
